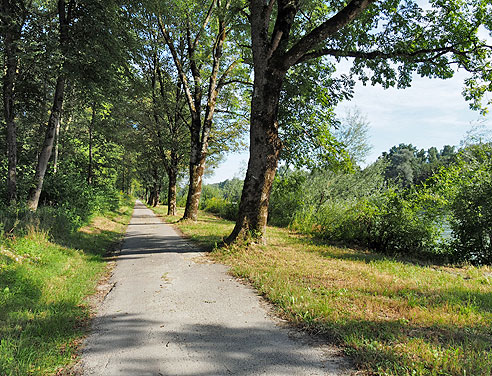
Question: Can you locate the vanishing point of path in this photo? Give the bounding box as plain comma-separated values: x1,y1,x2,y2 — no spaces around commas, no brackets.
81,201,352,375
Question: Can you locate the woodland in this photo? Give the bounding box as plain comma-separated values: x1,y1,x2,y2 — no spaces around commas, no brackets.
1,1,492,375
2,0,492,258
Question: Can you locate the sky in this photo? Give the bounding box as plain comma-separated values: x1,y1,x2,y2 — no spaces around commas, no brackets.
204,70,491,184
340,70,491,165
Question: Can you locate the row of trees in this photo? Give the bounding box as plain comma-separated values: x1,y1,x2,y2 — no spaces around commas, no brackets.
2,0,492,245
1,1,137,219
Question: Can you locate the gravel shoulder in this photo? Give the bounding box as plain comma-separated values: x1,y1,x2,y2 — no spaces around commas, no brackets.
80,200,353,376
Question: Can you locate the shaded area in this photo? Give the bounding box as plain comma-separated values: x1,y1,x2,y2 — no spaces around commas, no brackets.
0,200,134,375
85,313,339,376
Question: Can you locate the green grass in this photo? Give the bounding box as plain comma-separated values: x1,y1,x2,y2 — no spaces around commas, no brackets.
0,196,134,376
150,204,492,376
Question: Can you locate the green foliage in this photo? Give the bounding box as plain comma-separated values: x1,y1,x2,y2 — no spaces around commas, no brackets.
450,169,492,264
370,189,447,258
278,61,353,170
198,178,243,221
439,144,492,264
290,172,452,260
282,143,492,264
203,197,238,221
333,108,373,165
0,192,128,247
268,169,307,227
0,195,133,375
381,143,458,188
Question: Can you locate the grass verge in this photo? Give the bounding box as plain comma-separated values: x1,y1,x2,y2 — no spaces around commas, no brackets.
0,195,134,376
150,204,492,376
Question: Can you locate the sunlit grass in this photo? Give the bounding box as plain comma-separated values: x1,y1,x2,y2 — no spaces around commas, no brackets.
0,196,134,375
151,205,492,376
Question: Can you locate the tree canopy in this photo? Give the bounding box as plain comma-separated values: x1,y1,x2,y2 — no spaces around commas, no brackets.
1,0,491,244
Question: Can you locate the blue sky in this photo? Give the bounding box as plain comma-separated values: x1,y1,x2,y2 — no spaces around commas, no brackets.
205,70,491,184
341,70,491,165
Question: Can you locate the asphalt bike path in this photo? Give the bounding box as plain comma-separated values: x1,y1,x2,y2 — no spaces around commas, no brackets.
81,200,351,375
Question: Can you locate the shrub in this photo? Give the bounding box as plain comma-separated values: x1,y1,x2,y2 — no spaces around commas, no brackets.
448,157,492,264
203,196,238,221
291,198,380,246
370,189,447,258
269,170,307,226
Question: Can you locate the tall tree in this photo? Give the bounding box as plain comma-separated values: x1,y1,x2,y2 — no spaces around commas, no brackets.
227,0,492,243
144,47,190,214
153,70,189,215
155,0,248,220
27,0,74,210
0,0,30,204
26,0,136,210
334,108,373,165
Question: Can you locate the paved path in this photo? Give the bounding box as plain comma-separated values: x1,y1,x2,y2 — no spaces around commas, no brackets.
81,200,351,375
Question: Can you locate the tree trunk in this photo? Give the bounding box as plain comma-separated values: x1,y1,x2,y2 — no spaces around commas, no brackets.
3,28,17,205
182,152,206,220
153,182,160,207
87,103,96,185
147,166,159,207
226,67,285,243
27,75,65,211
2,0,22,205
52,116,61,174
167,152,178,216
182,118,205,220
147,185,155,206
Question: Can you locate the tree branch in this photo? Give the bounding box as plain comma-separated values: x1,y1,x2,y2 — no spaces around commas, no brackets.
193,0,216,51
283,0,376,68
296,44,492,66
268,0,297,60
157,14,197,115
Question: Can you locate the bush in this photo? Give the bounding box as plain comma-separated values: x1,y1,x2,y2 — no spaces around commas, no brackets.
269,170,307,226
370,189,447,258
448,153,492,264
43,172,120,221
198,179,243,221
292,183,449,260
203,196,238,221
0,178,124,242
291,198,379,246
